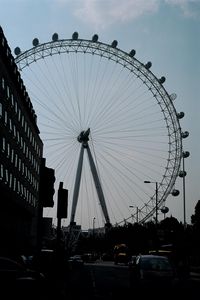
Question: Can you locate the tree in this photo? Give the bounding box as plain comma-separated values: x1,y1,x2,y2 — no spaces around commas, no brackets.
191,200,200,229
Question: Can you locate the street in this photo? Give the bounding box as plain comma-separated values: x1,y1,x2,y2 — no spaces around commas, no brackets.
62,261,200,300
64,261,130,299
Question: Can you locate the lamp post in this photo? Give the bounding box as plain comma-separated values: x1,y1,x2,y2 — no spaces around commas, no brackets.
144,180,159,252
144,181,158,227
180,151,190,230
93,217,96,236
182,155,186,229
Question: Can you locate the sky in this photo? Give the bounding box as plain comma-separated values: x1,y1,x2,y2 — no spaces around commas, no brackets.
0,0,199,230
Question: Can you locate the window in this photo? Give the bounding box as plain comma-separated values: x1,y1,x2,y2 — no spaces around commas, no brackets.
15,101,18,114
11,149,14,163
17,180,20,194
0,102,2,118
21,115,24,128
23,142,26,154
22,163,24,174
5,169,8,183
4,110,7,125
2,137,6,152
18,158,21,172
9,118,12,132
9,173,13,188
18,108,21,122
11,94,14,107
24,121,27,133
21,183,23,196
27,126,30,138
7,143,10,158
1,77,5,89
13,124,16,138
20,137,23,149
0,164,3,180
17,131,20,144
6,85,10,99
26,146,29,158
13,177,16,191
15,153,18,168
25,166,27,177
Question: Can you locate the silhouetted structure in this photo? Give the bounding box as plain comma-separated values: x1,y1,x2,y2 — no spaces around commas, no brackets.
0,26,43,255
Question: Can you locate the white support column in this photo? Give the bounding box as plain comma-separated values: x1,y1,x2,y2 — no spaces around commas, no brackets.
70,144,84,224
86,145,111,225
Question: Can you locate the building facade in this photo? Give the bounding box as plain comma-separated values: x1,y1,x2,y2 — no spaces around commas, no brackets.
0,26,43,255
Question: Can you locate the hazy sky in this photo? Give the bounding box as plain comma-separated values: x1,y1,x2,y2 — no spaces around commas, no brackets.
0,0,199,229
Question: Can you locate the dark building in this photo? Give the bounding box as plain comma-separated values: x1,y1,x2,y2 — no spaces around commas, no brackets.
0,26,43,255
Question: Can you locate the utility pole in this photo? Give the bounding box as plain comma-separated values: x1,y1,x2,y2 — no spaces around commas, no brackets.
144,180,159,252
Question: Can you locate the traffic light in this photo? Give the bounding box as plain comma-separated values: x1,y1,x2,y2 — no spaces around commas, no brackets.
57,182,68,219
39,158,55,208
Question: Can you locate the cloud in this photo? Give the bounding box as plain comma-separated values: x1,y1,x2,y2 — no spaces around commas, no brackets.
70,0,159,29
165,0,200,18
53,0,200,29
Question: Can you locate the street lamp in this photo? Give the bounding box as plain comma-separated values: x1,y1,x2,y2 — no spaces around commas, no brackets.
144,181,158,227
144,180,159,253
179,151,190,229
93,217,96,235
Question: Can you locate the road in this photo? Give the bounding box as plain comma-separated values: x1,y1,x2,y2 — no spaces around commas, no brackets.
64,261,130,299
62,261,200,300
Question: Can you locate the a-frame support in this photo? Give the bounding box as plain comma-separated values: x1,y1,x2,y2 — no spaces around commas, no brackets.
70,128,111,228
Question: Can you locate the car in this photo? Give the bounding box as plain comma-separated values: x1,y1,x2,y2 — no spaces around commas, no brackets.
31,249,58,279
20,254,33,264
82,252,97,263
114,252,129,265
129,254,176,293
0,256,45,299
68,255,84,268
128,255,137,267
149,249,190,279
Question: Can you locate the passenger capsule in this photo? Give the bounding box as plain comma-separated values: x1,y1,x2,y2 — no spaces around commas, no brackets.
52,33,59,41
14,47,21,56
171,189,180,197
170,93,177,101
72,32,79,40
177,112,185,119
92,34,98,42
161,206,169,214
179,171,187,178
32,38,39,47
145,62,152,69
181,131,189,138
129,49,136,57
159,76,166,84
111,40,118,48
183,151,190,158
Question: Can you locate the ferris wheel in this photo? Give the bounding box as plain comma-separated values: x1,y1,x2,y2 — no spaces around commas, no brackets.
14,32,188,230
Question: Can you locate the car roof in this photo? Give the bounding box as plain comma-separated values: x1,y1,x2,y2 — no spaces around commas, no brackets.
138,254,169,259
0,256,21,263
0,256,25,268
41,249,54,252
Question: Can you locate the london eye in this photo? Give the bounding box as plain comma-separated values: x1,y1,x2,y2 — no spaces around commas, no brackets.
14,32,187,230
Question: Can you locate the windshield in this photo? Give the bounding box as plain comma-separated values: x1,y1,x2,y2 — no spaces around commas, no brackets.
140,257,172,271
